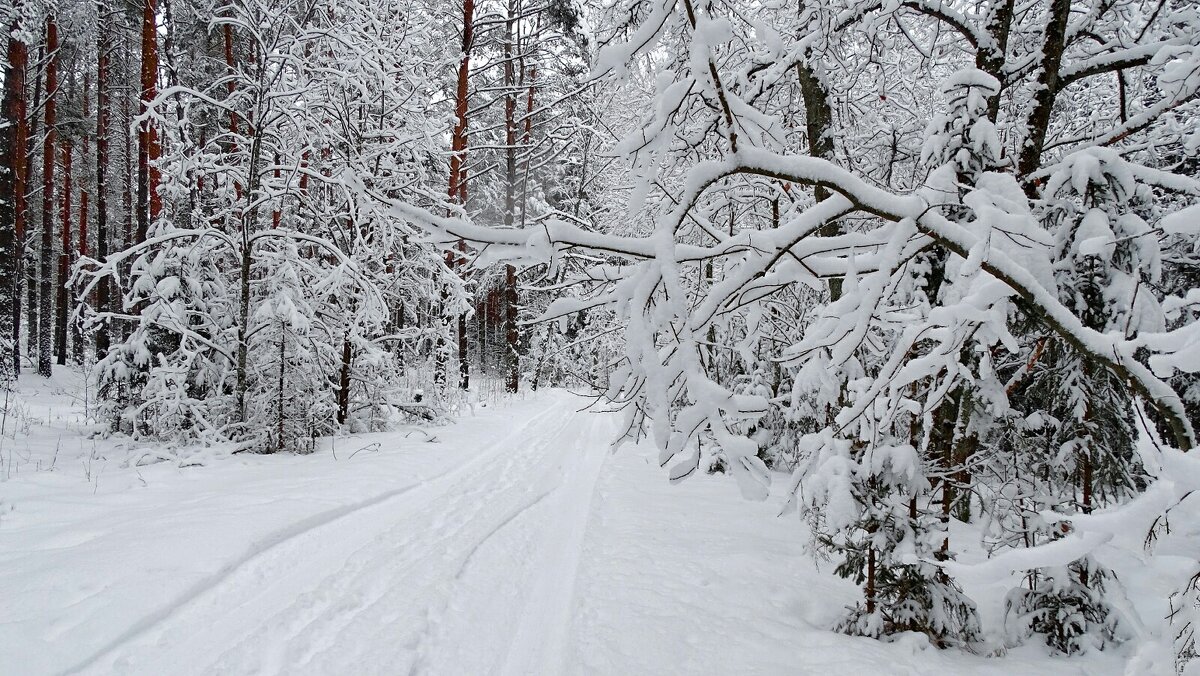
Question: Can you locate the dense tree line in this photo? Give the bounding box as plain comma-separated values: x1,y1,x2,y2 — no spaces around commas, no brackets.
1,0,595,449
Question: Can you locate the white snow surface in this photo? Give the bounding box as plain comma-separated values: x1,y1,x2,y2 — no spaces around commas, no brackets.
2,370,1124,675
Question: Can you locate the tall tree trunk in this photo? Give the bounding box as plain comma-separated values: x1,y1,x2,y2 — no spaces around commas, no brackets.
56,139,72,366
137,0,161,246
795,57,841,302
502,3,519,393
25,43,44,364
37,17,58,377
518,59,535,227
95,10,111,359
236,229,251,420
121,55,133,314
73,74,90,364
0,12,29,379
447,0,472,206
234,86,267,424
438,0,475,391
223,21,242,200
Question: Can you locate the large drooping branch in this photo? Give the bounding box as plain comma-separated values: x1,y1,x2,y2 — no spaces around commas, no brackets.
377,145,1197,451
728,147,1196,452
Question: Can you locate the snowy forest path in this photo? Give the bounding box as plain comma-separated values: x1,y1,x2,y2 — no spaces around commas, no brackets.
72,391,615,676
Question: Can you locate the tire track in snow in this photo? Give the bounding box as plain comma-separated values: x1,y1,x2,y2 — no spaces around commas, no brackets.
498,408,613,676
408,404,614,676
65,396,574,676
228,395,589,675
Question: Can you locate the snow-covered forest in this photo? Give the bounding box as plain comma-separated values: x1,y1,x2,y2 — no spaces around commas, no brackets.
2,0,1200,672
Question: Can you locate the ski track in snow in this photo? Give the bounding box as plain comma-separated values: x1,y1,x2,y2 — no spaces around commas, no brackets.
7,386,1126,676
71,393,612,676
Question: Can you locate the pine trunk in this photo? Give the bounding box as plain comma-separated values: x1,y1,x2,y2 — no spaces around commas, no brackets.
0,14,29,379
95,10,111,359
37,18,58,378
25,44,44,365
137,0,161,246
441,0,474,392
502,5,519,393
75,75,90,364
121,61,133,317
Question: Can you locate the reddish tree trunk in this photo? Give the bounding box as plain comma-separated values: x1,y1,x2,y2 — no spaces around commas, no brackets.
447,0,473,206
1,14,29,377
138,0,161,245
438,0,475,391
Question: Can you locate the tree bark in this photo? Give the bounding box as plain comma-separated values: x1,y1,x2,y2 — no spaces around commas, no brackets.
0,10,29,379
439,0,475,391
276,327,286,450
74,74,90,364
1016,0,1071,189
503,2,520,393
121,60,134,316
272,154,281,229
25,43,44,364
56,139,71,365
95,9,111,359
138,0,161,246
234,112,266,424
795,58,842,301
224,21,242,201
336,335,352,424
976,0,1014,120
37,17,58,377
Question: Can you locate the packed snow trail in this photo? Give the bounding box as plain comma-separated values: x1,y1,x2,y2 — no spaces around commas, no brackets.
6,383,1126,675
71,392,614,676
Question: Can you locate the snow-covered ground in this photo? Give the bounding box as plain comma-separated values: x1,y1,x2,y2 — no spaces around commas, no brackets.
2,370,1124,675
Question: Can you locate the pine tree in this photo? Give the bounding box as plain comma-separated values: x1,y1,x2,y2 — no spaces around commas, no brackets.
1,3,30,380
